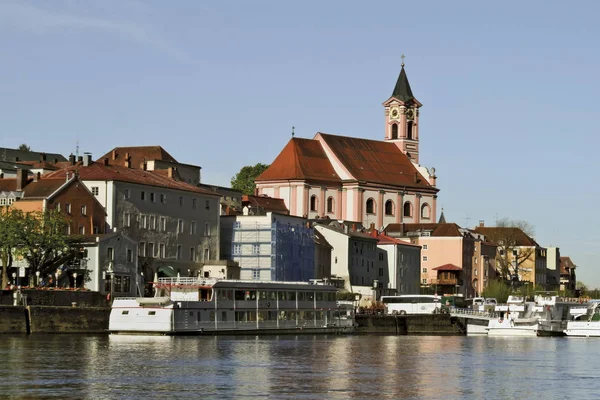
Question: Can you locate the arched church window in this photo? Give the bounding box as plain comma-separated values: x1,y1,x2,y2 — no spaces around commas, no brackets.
391,124,398,139
385,200,394,216
327,197,334,213
407,121,413,140
310,195,318,212
366,198,375,214
403,202,412,217
421,203,431,219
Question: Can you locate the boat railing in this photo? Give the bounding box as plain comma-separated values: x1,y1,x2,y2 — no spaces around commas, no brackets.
450,307,499,318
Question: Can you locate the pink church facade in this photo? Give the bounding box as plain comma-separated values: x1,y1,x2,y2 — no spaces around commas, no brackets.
255,64,439,231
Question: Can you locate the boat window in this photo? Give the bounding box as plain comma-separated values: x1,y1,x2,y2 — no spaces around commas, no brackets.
199,289,212,301
148,311,156,316
298,292,305,301
278,291,286,301
218,290,233,300
210,311,215,322
189,312,194,317
316,292,324,301
287,291,297,301
121,310,129,315
221,311,227,322
259,291,268,300
305,292,315,301
197,312,201,322
244,290,257,301
258,311,268,321
316,311,324,320
268,311,277,320
235,290,246,301
268,291,277,301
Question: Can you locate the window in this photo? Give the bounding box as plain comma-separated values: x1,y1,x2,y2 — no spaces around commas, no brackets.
141,191,146,201
91,187,99,195
422,256,428,262
421,203,431,219
7,198,14,205
385,200,394,216
422,279,427,284
150,193,155,202
141,215,147,229
139,242,146,257
178,220,184,234
190,221,196,235
127,249,133,262
474,269,478,276
233,244,241,255
190,247,196,261
176,245,182,260
379,253,384,261
160,217,166,232
310,195,318,212
422,268,427,273
192,199,197,209
150,216,156,230
379,268,384,276
0,198,6,206
65,225,71,235
403,202,412,217
391,123,398,139
124,189,130,199
55,202,60,211
252,269,260,280
147,243,154,258
366,198,375,214
326,197,334,213
407,121,413,139
204,248,210,261
205,200,210,210
81,205,87,216
204,222,210,236
252,244,260,255
179,196,184,206
159,243,165,258
124,212,131,227
107,247,114,261
160,194,166,203
79,226,85,234
65,203,72,214
423,244,428,250
234,221,241,228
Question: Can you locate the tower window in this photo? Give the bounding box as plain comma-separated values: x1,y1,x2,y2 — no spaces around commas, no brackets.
385,200,394,216
366,198,375,214
391,123,398,139
421,203,431,219
327,197,334,213
403,202,412,217
407,121,413,140
310,195,318,212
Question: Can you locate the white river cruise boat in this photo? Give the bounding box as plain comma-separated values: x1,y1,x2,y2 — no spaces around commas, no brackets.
109,277,355,335
564,301,600,337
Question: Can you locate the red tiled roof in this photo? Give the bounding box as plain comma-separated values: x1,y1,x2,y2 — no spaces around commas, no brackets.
97,146,177,169
256,138,341,183
560,256,576,274
473,227,539,247
22,179,65,198
384,223,463,237
433,264,461,271
0,179,19,192
242,195,289,214
316,133,434,189
42,162,218,196
369,230,421,246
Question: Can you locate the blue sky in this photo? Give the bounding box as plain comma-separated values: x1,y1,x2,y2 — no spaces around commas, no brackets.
2,1,599,287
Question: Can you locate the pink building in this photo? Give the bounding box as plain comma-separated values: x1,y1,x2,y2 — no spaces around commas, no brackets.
255,63,439,231
384,222,477,298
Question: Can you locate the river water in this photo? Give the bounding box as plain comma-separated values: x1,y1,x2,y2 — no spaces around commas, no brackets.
1,334,597,399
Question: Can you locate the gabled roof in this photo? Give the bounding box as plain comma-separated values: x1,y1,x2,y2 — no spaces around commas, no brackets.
385,223,464,237
242,195,289,214
391,66,414,103
473,227,539,247
433,264,461,271
314,229,333,249
370,230,422,247
22,179,65,199
97,146,178,169
560,256,576,274
0,179,22,192
42,162,218,196
256,138,341,183
0,147,67,163
316,133,434,189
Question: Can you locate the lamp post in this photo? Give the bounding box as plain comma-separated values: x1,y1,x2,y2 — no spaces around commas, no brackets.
35,271,40,287
73,272,78,290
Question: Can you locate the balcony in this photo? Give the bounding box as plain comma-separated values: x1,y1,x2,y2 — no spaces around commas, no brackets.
436,277,458,286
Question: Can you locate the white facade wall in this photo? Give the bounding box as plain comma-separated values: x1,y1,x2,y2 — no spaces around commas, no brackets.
314,226,350,291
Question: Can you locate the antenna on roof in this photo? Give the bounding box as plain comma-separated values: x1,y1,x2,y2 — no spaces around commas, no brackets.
291,126,295,137
75,139,80,158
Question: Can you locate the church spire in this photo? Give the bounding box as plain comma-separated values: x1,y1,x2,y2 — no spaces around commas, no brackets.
391,55,414,103
438,208,446,224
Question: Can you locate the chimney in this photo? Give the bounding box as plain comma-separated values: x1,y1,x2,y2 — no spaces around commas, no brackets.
479,220,485,227
103,158,109,166
16,168,27,191
77,156,83,163
370,223,376,234
40,152,47,162
34,172,40,182
112,149,117,160
83,153,92,167
124,153,131,168
69,154,75,165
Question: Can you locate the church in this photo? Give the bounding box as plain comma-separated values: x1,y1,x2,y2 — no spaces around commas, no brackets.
255,62,439,230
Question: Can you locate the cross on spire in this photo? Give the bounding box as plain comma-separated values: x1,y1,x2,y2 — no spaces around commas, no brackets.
401,53,405,67
291,126,295,137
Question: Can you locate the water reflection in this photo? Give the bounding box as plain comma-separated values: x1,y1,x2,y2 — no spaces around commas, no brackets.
0,334,597,399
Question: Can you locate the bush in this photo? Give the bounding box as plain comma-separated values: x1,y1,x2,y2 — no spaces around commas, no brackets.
482,279,512,303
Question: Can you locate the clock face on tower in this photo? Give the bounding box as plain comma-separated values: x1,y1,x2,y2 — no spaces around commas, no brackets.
390,108,399,119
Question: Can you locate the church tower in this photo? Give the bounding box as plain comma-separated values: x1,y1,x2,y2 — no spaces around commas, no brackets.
383,57,423,163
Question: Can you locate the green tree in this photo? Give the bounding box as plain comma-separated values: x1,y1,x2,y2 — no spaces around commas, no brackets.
0,208,21,289
14,209,80,281
482,279,513,303
18,144,31,152
577,281,588,296
230,163,270,195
